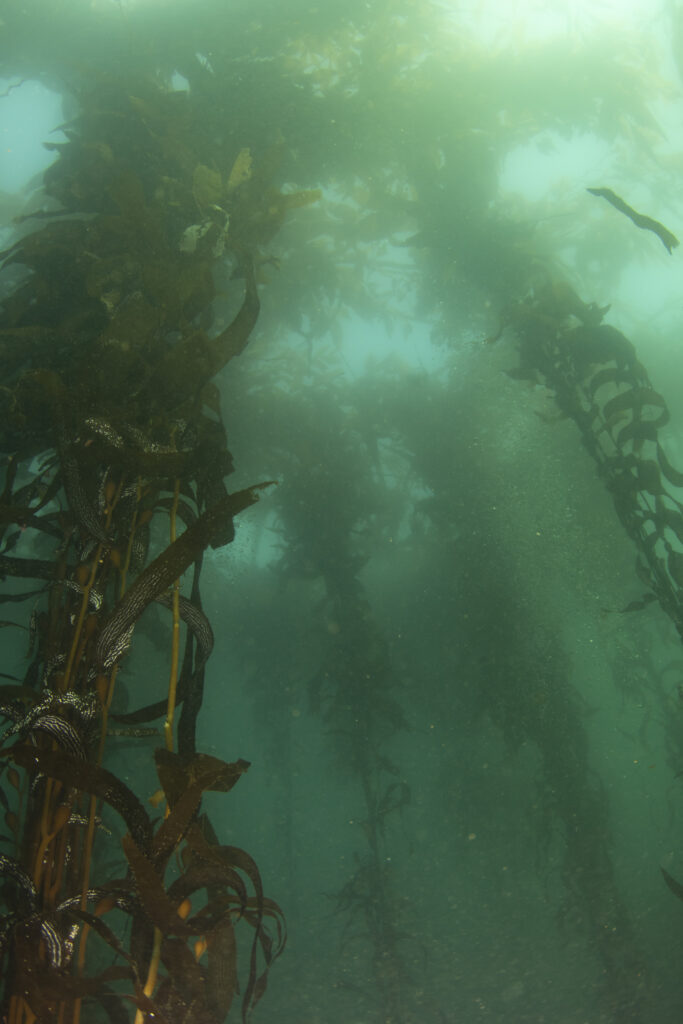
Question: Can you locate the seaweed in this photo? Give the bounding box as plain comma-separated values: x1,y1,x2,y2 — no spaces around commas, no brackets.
0,77,295,1022
587,187,679,254
504,279,683,645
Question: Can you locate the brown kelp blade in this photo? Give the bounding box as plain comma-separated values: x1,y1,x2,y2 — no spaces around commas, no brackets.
96,483,275,670
7,743,153,851
661,865,683,901
587,187,679,253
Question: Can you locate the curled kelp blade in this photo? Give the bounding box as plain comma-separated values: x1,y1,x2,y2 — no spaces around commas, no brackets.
119,752,272,1024
96,483,274,670
155,592,214,672
661,865,683,901
7,743,153,852
237,894,287,1018
21,713,88,759
166,862,249,921
154,749,250,804
110,592,213,727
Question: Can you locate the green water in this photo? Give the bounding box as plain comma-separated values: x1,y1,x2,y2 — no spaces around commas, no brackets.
2,2,683,1021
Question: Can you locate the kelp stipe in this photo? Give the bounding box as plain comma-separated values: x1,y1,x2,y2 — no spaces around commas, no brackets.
0,78,291,1022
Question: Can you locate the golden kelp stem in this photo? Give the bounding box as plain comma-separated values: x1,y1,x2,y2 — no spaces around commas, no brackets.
587,186,680,253
164,479,182,754
9,996,36,1024
134,898,193,1024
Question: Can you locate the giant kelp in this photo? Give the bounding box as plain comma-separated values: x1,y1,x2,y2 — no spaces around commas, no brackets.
1,3,681,1019
497,277,683,975
503,281,683,644
0,78,296,1022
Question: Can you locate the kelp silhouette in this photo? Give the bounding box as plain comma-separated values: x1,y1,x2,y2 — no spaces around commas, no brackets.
505,284,683,643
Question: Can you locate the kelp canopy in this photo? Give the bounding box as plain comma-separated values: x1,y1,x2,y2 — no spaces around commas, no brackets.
3,1,683,1023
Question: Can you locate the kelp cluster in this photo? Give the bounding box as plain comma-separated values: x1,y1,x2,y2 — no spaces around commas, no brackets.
504,280,683,643
2,1,683,1018
0,79,295,1021
496,278,683,924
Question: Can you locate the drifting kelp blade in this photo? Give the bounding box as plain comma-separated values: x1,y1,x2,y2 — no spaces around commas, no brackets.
240,894,287,963
587,186,680,253
110,688,187,726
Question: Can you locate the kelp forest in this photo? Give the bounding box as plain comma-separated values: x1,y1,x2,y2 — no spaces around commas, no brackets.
3,0,683,1021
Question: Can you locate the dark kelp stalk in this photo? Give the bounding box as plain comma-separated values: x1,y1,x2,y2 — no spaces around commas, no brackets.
0,79,290,1023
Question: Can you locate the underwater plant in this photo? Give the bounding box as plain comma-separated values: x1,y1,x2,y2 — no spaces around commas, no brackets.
0,78,294,1022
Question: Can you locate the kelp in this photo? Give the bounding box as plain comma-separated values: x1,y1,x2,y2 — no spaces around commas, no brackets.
0,743,284,1021
0,76,292,1022
587,187,679,254
502,284,683,642
95,483,271,670
485,273,683,965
